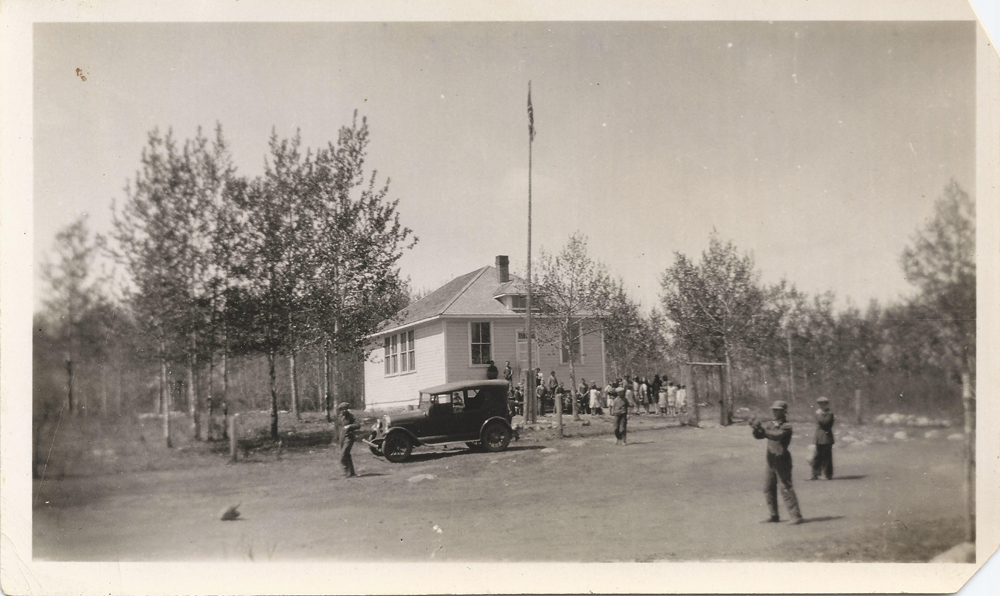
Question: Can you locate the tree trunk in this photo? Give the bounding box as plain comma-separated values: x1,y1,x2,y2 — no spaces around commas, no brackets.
222,324,229,440
569,335,580,421
961,369,975,542
269,348,279,440
717,365,727,426
188,334,199,440
724,351,734,425
66,358,74,414
330,348,341,444
323,345,332,422
101,365,108,414
160,340,171,448
854,389,863,425
289,350,300,420
207,349,215,441
786,330,795,403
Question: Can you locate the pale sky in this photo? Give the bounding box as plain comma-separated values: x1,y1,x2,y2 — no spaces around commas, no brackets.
34,21,975,312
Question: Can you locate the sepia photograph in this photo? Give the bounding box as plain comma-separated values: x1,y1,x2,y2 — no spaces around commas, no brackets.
2,1,999,594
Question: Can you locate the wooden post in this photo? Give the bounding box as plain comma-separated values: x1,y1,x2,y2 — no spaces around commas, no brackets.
961,371,975,542
854,389,863,425
718,366,728,426
229,414,238,463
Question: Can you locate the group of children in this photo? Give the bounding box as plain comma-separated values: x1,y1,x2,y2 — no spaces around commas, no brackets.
506,370,690,418
604,375,688,417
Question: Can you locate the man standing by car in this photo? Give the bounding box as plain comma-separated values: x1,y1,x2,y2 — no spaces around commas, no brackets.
811,396,835,480
751,401,804,524
337,402,361,478
503,361,513,393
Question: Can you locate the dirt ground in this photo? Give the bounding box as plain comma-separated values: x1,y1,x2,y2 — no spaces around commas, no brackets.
32,410,966,562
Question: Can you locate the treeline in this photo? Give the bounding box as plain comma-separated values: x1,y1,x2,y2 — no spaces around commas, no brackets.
34,114,414,463
658,180,975,424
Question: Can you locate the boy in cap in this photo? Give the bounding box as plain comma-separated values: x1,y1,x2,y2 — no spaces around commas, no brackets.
336,402,361,478
611,387,630,445
811,396,835,480
750,400,804,524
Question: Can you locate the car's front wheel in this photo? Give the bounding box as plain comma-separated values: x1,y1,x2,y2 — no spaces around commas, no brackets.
382,432,413,463
482,422,511,452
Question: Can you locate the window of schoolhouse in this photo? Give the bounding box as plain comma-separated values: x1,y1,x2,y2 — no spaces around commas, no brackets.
470,322,492,365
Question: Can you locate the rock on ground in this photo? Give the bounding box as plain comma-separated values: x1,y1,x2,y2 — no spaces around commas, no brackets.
893,431,909,441
924,430,942,440
947,433,965,441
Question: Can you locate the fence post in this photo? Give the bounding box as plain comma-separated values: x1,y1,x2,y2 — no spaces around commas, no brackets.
229,414,238,463
854,389,863,425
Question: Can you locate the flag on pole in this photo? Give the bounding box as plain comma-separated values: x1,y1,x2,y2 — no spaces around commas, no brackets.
528,82,535,142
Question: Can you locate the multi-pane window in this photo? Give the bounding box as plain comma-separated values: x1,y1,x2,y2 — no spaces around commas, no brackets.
470,322,492,365
560,322,583,364
385,330,416,377
511,295,527,312
400,330,415,372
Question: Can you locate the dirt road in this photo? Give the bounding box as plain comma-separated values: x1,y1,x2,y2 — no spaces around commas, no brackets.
33,418,964,561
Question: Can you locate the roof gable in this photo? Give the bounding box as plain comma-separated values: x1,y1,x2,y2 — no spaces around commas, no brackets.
377,265,527,335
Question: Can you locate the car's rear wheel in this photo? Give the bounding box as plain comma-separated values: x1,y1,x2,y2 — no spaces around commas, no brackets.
382,432,412,463
482,422,511,452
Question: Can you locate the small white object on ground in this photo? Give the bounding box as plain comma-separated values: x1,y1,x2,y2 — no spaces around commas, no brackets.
924,430,942,440
541,447,558,453
947,433,965,441
893,431,908,441
408,474,438,483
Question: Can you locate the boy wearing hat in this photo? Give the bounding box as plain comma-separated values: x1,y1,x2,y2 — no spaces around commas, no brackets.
750,400,804,524
336,402,361,478
811,396,835,480
611,387,630,445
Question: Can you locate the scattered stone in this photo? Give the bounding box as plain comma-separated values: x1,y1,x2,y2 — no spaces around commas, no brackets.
841,435,858,443
942,420,952,428
893,431,908,441
569,440,586,447
924,430,942,440
489,460,499,464
581,420,590,426
432,524,444,534
930,542,974,563
915,416,931,427
408,474,438,483
947,433,965,442
541,447,558,453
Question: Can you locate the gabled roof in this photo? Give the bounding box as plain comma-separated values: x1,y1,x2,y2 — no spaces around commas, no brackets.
376,266,526,335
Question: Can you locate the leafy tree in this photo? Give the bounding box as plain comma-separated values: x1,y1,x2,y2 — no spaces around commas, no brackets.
112,127,235,444
40,215,108,414
900,180,976,540
534,233,614,430
660,233,779,425
306,114,415,421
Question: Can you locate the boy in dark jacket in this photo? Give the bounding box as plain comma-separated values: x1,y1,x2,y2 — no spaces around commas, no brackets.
337,402,361,478
611,388,630,445
810,396,835,480
751,401,803,524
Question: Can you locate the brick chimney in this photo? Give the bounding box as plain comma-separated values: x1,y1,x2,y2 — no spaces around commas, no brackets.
496,255,510,283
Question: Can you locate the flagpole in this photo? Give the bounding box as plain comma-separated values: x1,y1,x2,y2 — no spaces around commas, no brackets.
525,81,536,424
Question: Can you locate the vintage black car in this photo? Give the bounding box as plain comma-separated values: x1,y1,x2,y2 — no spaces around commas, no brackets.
364,379,514,463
